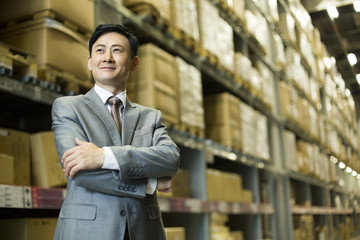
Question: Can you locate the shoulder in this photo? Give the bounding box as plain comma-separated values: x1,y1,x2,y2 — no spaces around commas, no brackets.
53,94,85,106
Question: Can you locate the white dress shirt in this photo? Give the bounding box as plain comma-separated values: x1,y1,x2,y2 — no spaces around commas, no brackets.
94,84,157,194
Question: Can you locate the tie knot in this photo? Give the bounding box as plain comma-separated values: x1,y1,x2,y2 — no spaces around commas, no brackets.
107,96,121,107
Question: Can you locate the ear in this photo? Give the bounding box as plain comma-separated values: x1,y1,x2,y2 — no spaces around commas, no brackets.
87,56,92,71
130,56,139,72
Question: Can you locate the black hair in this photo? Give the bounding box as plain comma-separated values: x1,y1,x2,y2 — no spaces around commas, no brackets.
88,24,139,58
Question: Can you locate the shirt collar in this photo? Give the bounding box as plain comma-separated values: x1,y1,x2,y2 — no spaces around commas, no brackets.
94,84,127,107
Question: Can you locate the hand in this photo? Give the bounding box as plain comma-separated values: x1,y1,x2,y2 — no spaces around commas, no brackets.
156,177,173,193
62,138,105,178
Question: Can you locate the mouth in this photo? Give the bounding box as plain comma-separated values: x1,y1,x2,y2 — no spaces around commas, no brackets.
100,67,116,70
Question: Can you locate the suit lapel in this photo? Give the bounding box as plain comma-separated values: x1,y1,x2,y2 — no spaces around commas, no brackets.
84,89,122,146
122,97,139,146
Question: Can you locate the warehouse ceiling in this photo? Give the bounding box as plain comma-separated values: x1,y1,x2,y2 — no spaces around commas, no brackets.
301,0,360,98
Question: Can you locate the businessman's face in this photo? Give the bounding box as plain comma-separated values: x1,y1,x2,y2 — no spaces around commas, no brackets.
88,32,138,92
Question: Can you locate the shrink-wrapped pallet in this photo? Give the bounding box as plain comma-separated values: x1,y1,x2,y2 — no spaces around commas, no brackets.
170,0,199,41
176,57,204,135
198,0,234,72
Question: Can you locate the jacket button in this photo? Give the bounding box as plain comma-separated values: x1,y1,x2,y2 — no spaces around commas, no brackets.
120,210,126,216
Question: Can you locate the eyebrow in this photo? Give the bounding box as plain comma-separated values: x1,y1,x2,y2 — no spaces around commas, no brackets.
94,44,124,48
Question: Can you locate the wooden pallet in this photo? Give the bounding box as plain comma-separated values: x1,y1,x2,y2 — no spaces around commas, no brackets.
126,3,169,32
199,48,219,66
170,26,200,52
0,42,38,84
216,63,235,80
37,65,92,95
177,122,205,138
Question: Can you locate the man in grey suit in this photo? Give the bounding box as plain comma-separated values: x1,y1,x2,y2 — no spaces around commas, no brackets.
52,24,180,240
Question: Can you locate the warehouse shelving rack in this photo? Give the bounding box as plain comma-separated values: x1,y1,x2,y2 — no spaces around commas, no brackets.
1,0,360,239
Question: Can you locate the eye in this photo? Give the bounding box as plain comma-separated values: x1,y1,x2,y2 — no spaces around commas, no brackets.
113,48,123,53
96,48,104,53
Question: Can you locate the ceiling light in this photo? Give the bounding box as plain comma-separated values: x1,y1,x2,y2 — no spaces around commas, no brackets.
357,74,360,85
354,1,360,12
327,6,339,19
345,88,351,97
353,171,358,177
347,53,357,66
346,167,353,173
339,162,346,169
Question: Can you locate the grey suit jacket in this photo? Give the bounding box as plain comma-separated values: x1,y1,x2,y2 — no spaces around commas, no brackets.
51,88,180,240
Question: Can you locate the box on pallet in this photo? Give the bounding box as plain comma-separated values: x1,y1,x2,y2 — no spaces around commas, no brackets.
176,57,204,134
206,168,243,202
0,17,91,82
0,0,95,33
165,227,186,240
170,0,199,41
157,168,190,198
204,93,242,150
127,43,179,126
0,128,30,186
197,0,234,72
0,218,58,240
0,154,14,185
30,131,67,188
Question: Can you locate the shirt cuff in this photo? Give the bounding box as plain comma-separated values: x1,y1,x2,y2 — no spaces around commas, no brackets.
146,178,157,194
102,147,120,170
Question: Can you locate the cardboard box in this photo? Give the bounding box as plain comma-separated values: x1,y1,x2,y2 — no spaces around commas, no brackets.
0,154,14,185
30,131,67,188
204,93,242,150
127,43,179,126
240,189,253,203
176,57,205,131
0,128,30,186
0,17,91,82
165,227,186,240
0,0,95,32
0,218,58,240
157,168,190,198
230,231,244,240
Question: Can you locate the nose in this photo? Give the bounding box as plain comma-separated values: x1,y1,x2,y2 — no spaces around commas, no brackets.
103,50,114,63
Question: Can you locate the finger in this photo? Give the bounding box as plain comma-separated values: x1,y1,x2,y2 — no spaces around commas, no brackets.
61,147,76,163
63,152,78,176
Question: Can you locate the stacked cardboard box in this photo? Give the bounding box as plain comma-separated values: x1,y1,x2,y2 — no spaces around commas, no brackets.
0,20,90,81
176,57,205,135
127,43,180,126
157,168,190,198
0,128,30,186
197,0,234,72
206,168,252,203
165,227,186,240
210,213,244,240
30,131,67,188
0,154,14,185
0,218,58,240
170,0,199,42
204,93,242,150
284,130,298,172
245,8,270,55
293,215,314,240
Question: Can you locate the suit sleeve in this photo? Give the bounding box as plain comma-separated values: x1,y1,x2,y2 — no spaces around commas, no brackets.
109,110,180,181
51,97,148,198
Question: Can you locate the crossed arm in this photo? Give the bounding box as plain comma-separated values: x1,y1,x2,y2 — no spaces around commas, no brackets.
51,97,179,197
